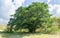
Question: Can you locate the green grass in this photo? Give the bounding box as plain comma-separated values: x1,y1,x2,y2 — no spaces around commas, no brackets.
0,25,60,38
0,25,7,30
0,33,60,38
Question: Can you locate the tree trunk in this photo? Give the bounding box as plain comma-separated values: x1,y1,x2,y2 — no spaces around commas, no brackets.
29,28,36,33
9,25,13,33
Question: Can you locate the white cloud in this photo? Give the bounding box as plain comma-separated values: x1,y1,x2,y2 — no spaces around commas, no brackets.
0,18,8,24
47,0,51,3
13,0,25,9
54,5,60,14
49,4,60,17
49,4,54,12
0,0,25,24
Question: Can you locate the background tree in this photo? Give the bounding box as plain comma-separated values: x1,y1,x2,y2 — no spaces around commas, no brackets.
8,2,52,33
52,17,60,28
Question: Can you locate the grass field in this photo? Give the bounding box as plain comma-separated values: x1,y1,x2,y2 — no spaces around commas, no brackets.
0,25,60,38
0,33,60,38
0,25,7,32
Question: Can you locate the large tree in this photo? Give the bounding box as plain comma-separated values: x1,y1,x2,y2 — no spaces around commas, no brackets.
8,2,52,33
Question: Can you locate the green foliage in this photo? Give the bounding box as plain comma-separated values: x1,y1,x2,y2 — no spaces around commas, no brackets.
52,17,60,28
8,2,52,33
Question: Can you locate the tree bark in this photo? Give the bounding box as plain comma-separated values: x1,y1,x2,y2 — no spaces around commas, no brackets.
29,28,36,33
9,25,13,33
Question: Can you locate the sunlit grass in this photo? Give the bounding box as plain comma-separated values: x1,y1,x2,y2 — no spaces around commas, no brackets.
0,25,60,38
0,33,60,38
23,34,60,38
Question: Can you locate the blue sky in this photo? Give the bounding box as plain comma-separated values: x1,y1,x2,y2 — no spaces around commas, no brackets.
0,0,60,25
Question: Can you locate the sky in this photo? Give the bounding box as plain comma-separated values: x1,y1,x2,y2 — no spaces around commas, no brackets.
0,0,60,25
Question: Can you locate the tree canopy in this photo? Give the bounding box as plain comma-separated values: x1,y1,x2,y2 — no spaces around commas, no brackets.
8,2,52,33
